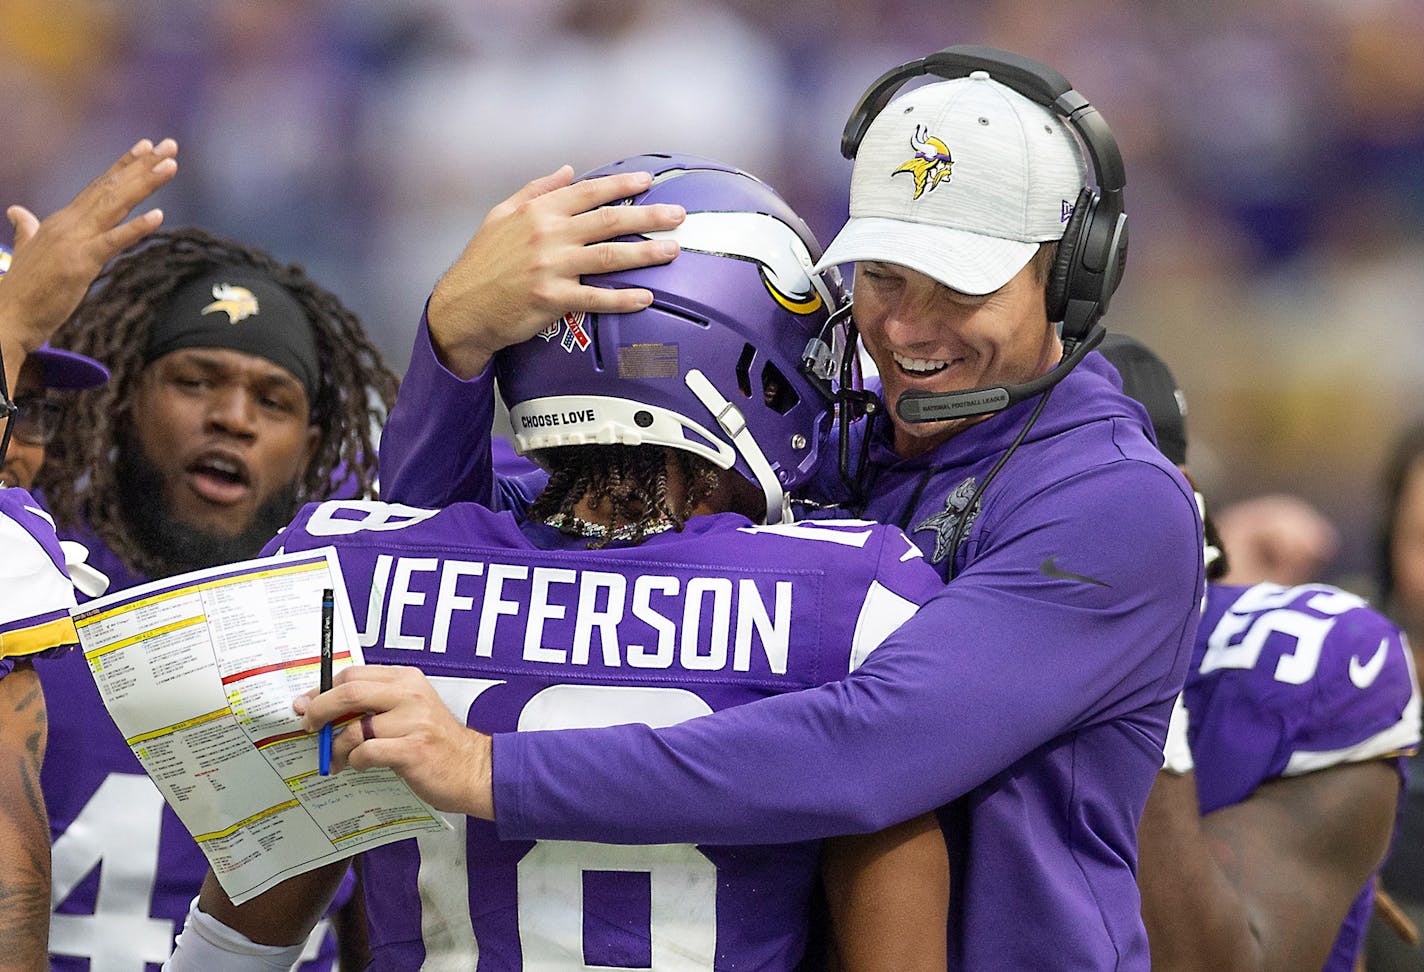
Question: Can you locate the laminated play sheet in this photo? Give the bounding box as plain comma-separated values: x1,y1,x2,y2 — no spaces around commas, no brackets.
73,547,448,905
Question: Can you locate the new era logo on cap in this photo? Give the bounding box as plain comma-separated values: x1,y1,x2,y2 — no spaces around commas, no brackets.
816,71,1090,296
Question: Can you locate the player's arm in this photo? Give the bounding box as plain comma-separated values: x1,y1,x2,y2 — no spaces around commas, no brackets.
166,863,349,970
1137,760,1399,972
821,812,948,972
0,138,176,387
0,661,51,971
311,464,1204,837
378,165,683,508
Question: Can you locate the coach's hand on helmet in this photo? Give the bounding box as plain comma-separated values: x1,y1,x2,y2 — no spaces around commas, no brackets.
296,664,496,819
0,138,177,354
426,164,685,379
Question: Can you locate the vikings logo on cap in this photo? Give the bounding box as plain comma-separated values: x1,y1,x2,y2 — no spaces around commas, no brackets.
201,283,260,325
538,311,591,353
893,126,954,200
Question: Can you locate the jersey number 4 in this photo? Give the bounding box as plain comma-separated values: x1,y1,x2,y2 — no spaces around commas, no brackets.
49,773,330,970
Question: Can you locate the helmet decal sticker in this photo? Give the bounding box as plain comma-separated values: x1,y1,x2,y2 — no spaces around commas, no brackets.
538,311,592,353
617,342,680,380
649,211,825,315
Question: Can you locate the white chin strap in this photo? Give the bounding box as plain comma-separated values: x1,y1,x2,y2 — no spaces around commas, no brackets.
683,369,788,524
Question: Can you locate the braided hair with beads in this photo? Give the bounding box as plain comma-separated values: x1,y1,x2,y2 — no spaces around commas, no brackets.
528,444,731,549
36,227,399,577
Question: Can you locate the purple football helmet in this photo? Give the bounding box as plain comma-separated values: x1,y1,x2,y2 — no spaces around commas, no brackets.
496,154,845,524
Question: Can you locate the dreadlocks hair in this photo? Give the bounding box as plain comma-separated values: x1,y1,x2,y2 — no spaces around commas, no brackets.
37,227,399,578
527,444,725,549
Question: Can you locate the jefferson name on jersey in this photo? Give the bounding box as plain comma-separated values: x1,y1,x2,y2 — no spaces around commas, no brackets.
352,551,796,677
267,500,931,688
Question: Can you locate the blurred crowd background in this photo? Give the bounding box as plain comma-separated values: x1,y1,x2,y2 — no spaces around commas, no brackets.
3,0,1422,589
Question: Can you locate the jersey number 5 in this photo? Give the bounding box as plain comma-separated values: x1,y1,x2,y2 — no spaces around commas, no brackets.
1199,584,1365,685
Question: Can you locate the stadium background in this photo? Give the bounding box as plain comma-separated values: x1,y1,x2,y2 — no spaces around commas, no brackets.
2,0,1421,589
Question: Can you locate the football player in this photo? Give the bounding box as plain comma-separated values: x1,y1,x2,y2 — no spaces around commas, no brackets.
169,156,951,971
32,225,398,970
28,220,397,968
0,137,176,970
1100,333,1421,971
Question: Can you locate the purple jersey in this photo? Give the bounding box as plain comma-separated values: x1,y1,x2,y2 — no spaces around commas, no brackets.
0,487,77,675
379,325,1205,970
270,498,943,970
1191,582,1421,970
41,514,348,972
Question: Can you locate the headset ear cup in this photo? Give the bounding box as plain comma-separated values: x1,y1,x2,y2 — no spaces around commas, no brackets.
1045,187,1094,327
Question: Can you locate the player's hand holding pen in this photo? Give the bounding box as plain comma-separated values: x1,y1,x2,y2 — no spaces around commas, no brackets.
295,664,496,820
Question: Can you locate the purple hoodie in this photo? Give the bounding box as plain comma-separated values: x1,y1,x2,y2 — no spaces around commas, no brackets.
380,315,1204,970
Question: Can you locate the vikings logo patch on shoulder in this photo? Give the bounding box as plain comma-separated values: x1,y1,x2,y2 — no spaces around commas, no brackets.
894,126,954,200
201,284,260,324
538,311,591,353
914,476,980,564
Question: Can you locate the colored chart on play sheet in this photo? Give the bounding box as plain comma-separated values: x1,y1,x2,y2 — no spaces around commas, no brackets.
73,548,448,905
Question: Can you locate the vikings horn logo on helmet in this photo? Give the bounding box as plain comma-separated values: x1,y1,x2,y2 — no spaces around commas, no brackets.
638,170,828,315
894,126,954,200
201,283,260,324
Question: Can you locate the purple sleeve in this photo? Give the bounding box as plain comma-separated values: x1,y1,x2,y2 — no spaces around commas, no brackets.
493,461,1204,843
378,310,498,508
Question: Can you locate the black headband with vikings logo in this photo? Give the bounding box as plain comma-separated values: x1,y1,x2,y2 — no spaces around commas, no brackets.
143,266,321,404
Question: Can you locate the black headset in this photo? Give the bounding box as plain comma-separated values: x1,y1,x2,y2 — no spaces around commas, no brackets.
841,44,1128,348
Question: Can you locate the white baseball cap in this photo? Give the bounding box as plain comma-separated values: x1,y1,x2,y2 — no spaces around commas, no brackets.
815,71,1090,295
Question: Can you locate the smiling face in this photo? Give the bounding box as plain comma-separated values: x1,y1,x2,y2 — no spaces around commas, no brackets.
851,256,1061,457
125,348,318,539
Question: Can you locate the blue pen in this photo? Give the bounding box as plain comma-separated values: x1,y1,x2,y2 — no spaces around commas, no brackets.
318,588,334,776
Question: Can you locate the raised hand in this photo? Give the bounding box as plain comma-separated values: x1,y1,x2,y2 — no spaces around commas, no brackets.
427,164,686,378
1,138,178,358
